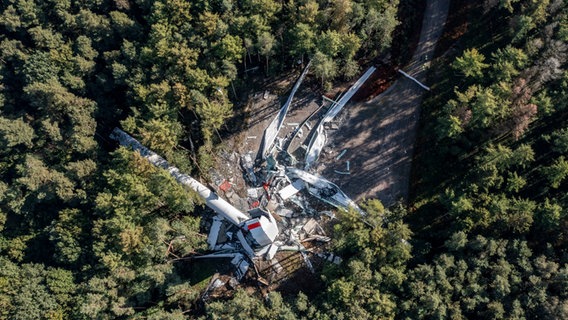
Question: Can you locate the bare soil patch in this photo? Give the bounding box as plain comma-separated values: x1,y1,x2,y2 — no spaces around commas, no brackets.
219,0,451,209
315,0,451,207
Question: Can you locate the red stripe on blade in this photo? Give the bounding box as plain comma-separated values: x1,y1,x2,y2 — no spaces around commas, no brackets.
247,221,261,230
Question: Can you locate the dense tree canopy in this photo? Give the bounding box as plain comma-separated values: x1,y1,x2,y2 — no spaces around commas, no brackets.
410,0,568,318
1,0,567,318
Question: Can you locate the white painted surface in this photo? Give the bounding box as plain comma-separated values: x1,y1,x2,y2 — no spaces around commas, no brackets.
305,67,376,168
278,179,306,200
110,128,250,226
260,61,312,158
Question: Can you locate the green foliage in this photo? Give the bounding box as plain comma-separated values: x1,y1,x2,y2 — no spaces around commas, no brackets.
289,23,316,59
401,235,568,319
341,58,361,80
549,128,568,153
0,258,77,320
0,117,35,149
312,51,338,88
491,46,528,81
93,148,205,271
452,48,489,78
359,3,400,53
2,0,567,318
206,289,297,320
196,100,233,143
412,1,568,317
316,30,343,57
48,209,85,265
511,15,535,43
542,156,568,188
321,200,412,319
78,275,135,319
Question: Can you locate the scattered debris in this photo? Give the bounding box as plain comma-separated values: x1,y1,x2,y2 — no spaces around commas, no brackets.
110,66,378,291
111,128,279,259
336,149,348,160
314,252,342,265
286,167,365,215
320,210,335,219
219,180,232,192
322,95,338,104
270,259,283,274
247,187,260,198
276,207,294,218
200,273,243,302
398,69,430,91
240,153,257,186
207,216,224,249
260,61,312,158
277,179,305,200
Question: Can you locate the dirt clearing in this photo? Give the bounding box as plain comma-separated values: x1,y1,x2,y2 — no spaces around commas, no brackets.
221,0,451,208
315,0,451,207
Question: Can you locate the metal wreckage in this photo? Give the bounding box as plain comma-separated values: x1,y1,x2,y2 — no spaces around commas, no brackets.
110,63,376,295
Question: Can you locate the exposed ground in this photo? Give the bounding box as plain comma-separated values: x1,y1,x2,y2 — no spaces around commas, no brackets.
204,0,453,297
234,82,325,159
319,0,451,206
219,0,451,209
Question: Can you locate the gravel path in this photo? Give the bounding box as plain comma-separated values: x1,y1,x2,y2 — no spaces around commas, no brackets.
320,0,451,206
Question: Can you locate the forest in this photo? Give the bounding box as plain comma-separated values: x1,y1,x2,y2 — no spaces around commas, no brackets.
0,0,566,319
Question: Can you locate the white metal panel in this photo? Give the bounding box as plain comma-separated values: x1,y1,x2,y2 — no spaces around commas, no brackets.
286,167,365,215
245,215,278,247
260,61,311,158
278,179,306,200
207,216,223,249
236,230,255,256
304,67,376,168
304,125,326,169
110,128,250,226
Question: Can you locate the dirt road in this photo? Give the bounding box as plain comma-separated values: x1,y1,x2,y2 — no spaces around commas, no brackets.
320,0,451,207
